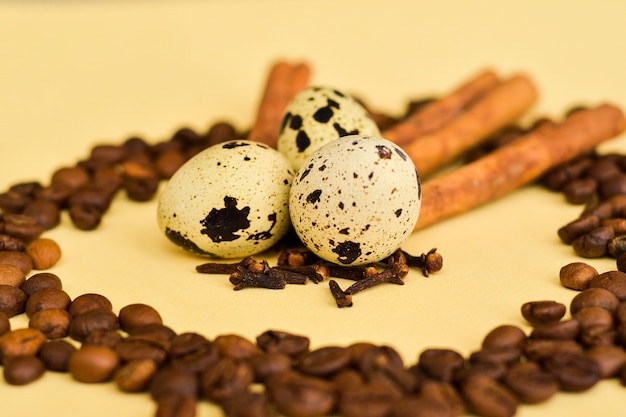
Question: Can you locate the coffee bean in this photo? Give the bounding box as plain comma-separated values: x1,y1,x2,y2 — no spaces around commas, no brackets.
168,333,219,375
200,357,254,402
0,328,47,362
266,371,337,417
354,345,405,377
392,395,454,417
221,391,269,417
469,346,522,366
25,288,71,317
90,144,127,164
461,373,518,417
599,173,626,199
51,166,90,190
0,190,31,214
338,382,399,417
524,339,582,362
0,311,10,336
68,203,103,230
114,358,158,393
0,284,27,317
559,262,598,290
118,303,163,334
34,184,73,207
617,253,626,273
155,150,186,180
214,333,259,360
0,263,25,287
69,309,119,342
0,250,33,275
120,160,160,202
25,237,62,270
114,338,167,364
3,355,45,385
570,287,620,314
0,233,26,251
1,214,44,244
419,380,466,416
20,272,62,297
573,306,614,331
589,270,626,301
521,300,566,326
168,332,211,358
580,325,617,348
129,323,176,350
529,319,580,340
205,121,237,146
68,345,120,383
572,226,614,258
543,154,593,191
249,352,293,383
502,361,558,404
38,339,77,372
69,293,113,317
418,348,465,383
150,367,198,401
481,325,526,350
154,394,197,417
563,178,597,204
22,199,61,230
543,354,601,392
297,346,351,377
29,308,72,339
608,235,626,258
455,360,508,383
585,345,626,378
256,329,310,357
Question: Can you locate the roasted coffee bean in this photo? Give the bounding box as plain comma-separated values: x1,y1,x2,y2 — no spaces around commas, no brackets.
585,345,626,378
419,380,466,416
455,359,508,382
0,189,31,213
580,325,617,348
25,237,62,270
20,272,62,297
581,200,614,220
618,253,626,273
0,233,26,251
3,355,46,385
69,293,113,317
599,173,626,199
1,214,44,244
355,345,405,376
115,338,167,364
417,348,465,382
570,287,620,314
338,382,399,417
461,373,518,417
542,154,594,191
221,391,269,417
29,308,72,339
38,339,77,372
155,150,186,180
154,394,197,417
129,323,176,350
502,361,558,404
34,184,73,207
25,288,71,317
266,371,337,417
482,324,526,350
214,333,259,360
0,263,26,287
542,353,601,392
256,329,310,357
0,284,27,317
169,340,219,375
0,311,10,336
529,319,580,340
249,352,293,382
51,166,90,190
121,160,160,202
524,339,582,362
69,185,115,211
559,261,599,290
0,328,47,362
118,303,163,334
589,270,626,301
90,143,127,164
573,306,614,331
602,218,626,235
0,250,33,275
169,332,211,358
562,178,597,204
68,203,103,230
297,346,351,377
92,166,123,195
587,157,622,182
521,300,566,326
83,329,124,349
617,302,626,323
150,367,198,400
69,309,119,342
469,346,522,365
68,345,120,383
200,357,255,402
205,121,237,146
22,199,61,230
114,358,158,392
608,235,626,258
572,226,614,258
392,395,455,417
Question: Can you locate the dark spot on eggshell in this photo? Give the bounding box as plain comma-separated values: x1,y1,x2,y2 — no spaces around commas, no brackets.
306,189,322,204
332,240,362,264
244,156,251,161
165,228,217,256
339,228,349,235
395,209,402,217
222,141,250,149
313,106,334,123
280,112,291,134
290,114,303,130
299,164,313,181
334,123,359,137
296,130,311,152
247,213,277,241
368,172,374,180
394,147,408,161
376,145,393,159
338,202,344,210
318,164,326,171
200,196,251,242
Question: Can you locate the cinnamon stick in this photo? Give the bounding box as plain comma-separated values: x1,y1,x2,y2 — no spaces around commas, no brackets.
383,69,501,145
415,104,626,231
248,61,312,147
402,74,538,177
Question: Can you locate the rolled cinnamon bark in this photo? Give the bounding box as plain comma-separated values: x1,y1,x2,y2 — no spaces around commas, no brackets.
403,74,538,177
383,69,501,145
248,61,311,147
415,104,626,230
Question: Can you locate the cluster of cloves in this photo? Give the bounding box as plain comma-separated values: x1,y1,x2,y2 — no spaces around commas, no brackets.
196,247,443,308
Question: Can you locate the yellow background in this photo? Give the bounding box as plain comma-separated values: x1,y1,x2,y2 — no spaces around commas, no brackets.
1,1,626,416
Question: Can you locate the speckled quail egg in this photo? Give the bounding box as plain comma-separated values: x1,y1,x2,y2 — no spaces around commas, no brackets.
277,86,381,171
157,140,295,258
289,135,421,266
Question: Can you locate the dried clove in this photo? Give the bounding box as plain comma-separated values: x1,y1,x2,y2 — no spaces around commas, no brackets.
229,265,286,291
329,280,353,308
400,248,443,277
344,250,409,295
196,257,260,275
272,264,330,284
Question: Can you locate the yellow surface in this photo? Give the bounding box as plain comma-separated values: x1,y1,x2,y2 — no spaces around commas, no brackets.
2,1,626,416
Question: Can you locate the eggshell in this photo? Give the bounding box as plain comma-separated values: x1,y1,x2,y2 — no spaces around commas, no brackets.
289,135,421,266
276,86,380,171
157,140,295,258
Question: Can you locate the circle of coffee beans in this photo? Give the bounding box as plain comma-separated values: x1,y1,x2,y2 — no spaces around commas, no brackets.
2,104,626,417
